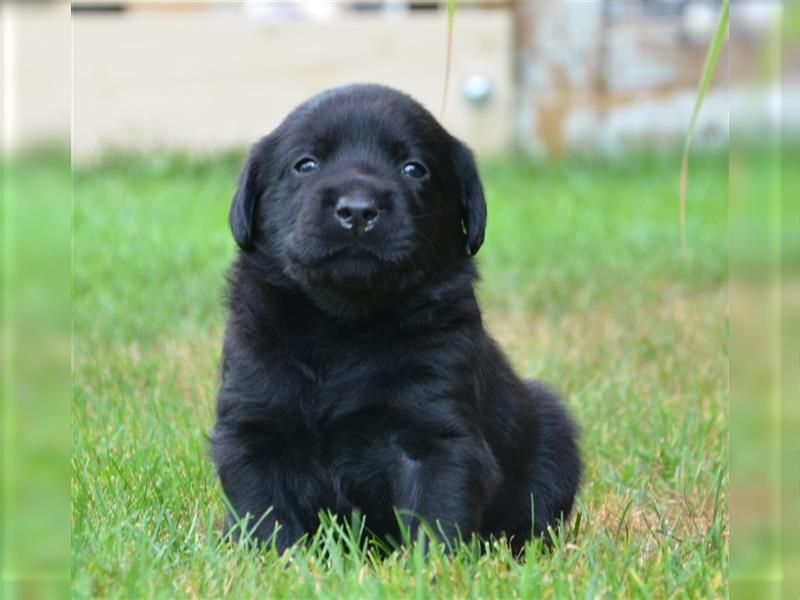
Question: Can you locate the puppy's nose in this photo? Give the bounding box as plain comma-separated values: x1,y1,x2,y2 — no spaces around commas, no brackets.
335,195,379,233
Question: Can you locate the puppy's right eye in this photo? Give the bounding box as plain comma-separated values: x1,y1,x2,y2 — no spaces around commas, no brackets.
294,158,319,174
401,161,428,179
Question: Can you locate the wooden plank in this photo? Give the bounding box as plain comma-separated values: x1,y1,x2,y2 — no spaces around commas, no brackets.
73,11,513,162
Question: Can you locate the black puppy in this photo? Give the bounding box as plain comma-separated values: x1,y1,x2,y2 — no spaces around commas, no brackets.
212,84,580,554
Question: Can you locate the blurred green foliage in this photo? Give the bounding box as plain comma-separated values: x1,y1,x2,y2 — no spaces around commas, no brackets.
2,149,71,599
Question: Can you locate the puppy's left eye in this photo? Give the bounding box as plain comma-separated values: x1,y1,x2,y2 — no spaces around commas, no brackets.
401,162,428,179
294,158,319,174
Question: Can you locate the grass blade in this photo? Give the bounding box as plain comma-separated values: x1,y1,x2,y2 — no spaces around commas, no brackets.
680,0,729,251
440,0,456,119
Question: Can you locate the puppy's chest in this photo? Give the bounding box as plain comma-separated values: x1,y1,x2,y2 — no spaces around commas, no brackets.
296,343,397,421
284,334,431,421
275,321,469,427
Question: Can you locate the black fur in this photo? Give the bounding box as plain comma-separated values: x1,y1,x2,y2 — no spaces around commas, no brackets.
212,84,581,554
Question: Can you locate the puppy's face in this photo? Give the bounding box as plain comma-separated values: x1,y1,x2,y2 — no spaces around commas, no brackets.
230,85,486,316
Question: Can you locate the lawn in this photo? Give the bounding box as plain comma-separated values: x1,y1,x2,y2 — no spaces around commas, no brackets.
72,151,728,598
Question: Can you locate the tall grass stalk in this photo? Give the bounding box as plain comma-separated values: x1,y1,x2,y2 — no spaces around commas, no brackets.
680,0,730,251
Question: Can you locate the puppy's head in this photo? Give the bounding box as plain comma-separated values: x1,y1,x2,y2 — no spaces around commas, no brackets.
230,84,486,317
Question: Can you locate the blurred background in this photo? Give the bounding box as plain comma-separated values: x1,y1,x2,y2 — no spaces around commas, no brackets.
8,0,787,160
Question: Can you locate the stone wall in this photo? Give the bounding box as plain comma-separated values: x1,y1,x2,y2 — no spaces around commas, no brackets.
513,0,773,156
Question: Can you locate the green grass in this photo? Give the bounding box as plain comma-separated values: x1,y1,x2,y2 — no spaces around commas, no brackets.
72,151,729,598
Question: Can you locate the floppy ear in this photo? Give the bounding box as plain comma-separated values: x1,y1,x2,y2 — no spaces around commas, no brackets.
450,139,487,256
229,140,268,250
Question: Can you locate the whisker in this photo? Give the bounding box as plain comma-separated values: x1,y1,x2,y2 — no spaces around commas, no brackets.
415,231,436,253
408,210,445,221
